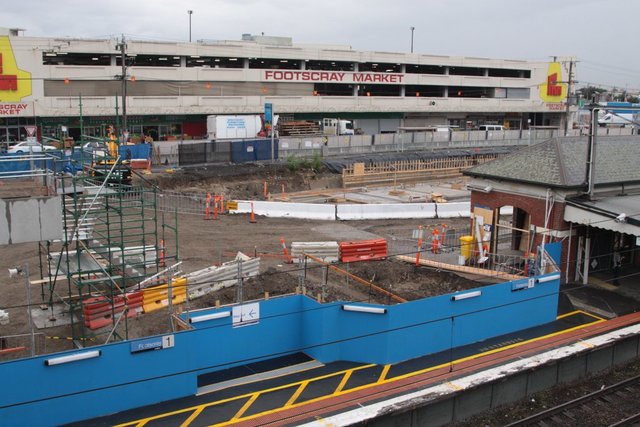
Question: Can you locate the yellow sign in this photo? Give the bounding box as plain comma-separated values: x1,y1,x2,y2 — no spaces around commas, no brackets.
539,62,567,103
0,36,32,102
226,200,238,211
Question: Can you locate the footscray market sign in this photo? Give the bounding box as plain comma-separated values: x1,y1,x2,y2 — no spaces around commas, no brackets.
264,70,405,84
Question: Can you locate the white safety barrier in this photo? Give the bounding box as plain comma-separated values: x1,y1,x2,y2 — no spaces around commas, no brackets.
235,201,336,220
291,242,339,263
187,252,260,299
435,202,471,218
232,200,472,221
336,203,437,220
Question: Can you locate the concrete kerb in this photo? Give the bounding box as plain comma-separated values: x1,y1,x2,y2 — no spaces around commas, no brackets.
232,201,471,221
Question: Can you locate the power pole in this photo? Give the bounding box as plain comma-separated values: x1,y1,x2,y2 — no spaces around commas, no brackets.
564,59,574,136
117,35,128,140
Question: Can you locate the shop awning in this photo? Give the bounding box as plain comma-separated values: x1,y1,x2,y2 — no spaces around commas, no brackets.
564,195,640,236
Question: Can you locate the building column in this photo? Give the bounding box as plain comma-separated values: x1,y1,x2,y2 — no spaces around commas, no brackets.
353,63,359,96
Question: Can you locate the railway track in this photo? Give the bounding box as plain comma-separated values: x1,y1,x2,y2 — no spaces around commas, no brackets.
506,373,640,427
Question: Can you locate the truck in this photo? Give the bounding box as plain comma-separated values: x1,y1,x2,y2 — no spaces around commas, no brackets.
206,115,278,140
321,118,355,136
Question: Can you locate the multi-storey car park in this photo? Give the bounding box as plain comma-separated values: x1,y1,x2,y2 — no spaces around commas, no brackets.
0,27,573,143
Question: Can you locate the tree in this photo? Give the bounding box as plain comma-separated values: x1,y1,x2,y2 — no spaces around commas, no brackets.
576,86,607,103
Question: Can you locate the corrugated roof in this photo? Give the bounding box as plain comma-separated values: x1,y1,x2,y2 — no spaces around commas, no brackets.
464,138,640,188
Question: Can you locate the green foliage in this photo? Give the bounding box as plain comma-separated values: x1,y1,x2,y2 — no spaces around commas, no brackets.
286,154,323,172
286,155,301,171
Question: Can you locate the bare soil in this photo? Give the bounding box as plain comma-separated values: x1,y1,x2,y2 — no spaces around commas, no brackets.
0,164,480,357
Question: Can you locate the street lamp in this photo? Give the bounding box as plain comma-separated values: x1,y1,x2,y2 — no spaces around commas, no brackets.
188,10,193,42
410,26,415,53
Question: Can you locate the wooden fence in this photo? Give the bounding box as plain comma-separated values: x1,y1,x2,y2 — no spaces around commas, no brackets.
342,155,501,187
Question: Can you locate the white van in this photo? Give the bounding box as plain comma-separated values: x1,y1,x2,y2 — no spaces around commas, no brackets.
478,125,505,131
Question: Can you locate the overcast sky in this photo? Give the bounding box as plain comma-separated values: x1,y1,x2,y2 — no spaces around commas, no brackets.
5,0,639,91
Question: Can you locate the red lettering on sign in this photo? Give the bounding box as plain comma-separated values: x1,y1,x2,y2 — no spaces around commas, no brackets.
546,73,562,97
0,54,18,91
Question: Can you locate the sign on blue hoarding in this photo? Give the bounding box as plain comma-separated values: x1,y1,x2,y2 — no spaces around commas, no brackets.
264,103,272,126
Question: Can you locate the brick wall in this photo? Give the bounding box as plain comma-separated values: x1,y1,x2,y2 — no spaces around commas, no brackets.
471,190,577,281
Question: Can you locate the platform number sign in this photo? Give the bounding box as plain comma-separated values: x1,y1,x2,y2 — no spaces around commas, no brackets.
162,334,174,348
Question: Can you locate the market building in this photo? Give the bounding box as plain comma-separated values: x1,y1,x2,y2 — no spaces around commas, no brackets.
0,27,573,142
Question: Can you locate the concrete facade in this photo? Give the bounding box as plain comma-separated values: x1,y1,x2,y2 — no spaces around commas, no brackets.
0,27,573,142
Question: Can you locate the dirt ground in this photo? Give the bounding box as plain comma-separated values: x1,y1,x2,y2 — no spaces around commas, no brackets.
0,164,484,357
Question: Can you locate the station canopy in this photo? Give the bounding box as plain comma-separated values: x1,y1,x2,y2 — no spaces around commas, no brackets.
564,195,640,237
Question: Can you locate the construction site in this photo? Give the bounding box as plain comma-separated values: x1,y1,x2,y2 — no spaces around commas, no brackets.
0,148,512,355
1,136,640,427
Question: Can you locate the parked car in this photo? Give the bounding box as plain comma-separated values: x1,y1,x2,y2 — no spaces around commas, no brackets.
82,141,108,155
7,141,57,154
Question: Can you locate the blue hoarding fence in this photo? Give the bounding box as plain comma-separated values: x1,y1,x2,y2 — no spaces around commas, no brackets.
0,271,560,426
230,138,278,163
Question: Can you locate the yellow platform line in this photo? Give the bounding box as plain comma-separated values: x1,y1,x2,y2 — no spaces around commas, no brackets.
285,380,309,407
120,312,605,427
378,365,391,383
334,370,353,394
115,364,375,427
232,394,259,420
180,406,204,427
211,313,606,426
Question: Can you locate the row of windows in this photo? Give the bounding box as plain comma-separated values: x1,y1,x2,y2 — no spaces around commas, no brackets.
44,80,531,99
42,53,531,78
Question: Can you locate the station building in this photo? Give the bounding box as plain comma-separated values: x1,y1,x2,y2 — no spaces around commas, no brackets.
0,27,573,143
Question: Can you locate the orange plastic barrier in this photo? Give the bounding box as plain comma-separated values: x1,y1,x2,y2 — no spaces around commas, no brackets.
130,159,151,170
339,239,388,263
82,291,143,330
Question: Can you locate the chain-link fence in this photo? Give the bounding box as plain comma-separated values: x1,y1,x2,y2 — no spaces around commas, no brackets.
0,333,46,361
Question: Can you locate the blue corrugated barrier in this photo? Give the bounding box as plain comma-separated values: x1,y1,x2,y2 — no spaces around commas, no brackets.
231,139,278,163
0,269,560,426
0,144,151,177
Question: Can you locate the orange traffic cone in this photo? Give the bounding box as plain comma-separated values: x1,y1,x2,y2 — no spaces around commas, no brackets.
204,193,211,220
250,202,257,223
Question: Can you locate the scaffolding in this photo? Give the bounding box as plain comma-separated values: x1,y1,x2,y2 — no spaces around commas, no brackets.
37,146,174,347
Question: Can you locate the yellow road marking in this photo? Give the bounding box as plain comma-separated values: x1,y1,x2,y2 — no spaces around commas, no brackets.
120,312,605,427
378,365,391,383
334,370,353,394
180,406,204,427
232,393,259,420
285,380,309,407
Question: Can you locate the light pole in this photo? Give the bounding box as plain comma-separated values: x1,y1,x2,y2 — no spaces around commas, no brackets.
188,10,193,42
410,26,415,53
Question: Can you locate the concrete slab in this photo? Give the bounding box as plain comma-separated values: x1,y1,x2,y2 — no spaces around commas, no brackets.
491,373,528,407
415,397,454,427
557,355,586,384
453,384,492,422
563,283,640,318
31,303,73,329
612,336,639,365
527,364,557,394
586,346,614,374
